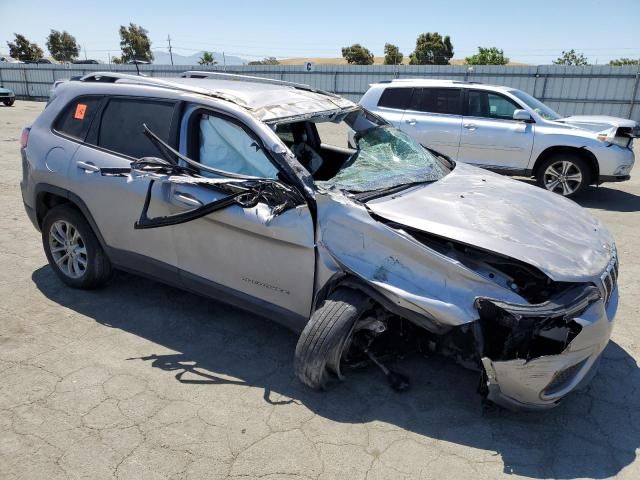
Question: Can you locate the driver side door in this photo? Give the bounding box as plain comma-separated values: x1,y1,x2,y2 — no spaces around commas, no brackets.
172,108,316,327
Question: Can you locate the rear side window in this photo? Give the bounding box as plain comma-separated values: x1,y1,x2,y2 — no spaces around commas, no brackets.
54,96,102,141
377,87,412,110
408,88,462,115
96,98,175,159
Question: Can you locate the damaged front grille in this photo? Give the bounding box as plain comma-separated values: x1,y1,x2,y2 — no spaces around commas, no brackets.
599,254,619,305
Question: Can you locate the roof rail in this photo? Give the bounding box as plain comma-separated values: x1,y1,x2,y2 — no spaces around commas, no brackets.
78,71,249,106
390,78,456,83
180,70,339,98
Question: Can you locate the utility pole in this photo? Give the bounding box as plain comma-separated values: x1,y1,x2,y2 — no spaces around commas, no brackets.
167,35,174,65
223,51,226,71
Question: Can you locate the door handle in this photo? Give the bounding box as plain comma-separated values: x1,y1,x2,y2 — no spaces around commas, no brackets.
173,191,203,207
405,118,417,126
463,123,477,130
76,161,100,173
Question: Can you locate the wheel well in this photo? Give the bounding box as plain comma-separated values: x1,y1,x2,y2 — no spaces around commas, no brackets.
532,147,599,184
35,192,74,228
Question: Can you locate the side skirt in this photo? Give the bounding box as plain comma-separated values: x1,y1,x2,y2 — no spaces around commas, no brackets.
108,247,308,334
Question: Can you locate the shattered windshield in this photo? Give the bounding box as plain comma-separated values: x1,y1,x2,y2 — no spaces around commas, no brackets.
509,89,562,121
317,125,449,193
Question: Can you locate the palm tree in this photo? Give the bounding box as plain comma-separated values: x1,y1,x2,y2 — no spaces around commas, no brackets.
198,51,216,65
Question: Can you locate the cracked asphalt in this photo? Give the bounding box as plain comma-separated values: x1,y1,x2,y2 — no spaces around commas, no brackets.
2,101,640,480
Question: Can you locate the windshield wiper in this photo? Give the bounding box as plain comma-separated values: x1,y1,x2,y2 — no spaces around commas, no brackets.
353,181,435,202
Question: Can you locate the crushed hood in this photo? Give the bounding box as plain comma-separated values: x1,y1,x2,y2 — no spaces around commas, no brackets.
366,163,615,282
557,115,640,136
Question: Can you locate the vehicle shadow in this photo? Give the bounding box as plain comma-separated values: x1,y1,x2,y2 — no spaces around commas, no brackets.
32,266,640,479
574,185,640,212
517,178,640,212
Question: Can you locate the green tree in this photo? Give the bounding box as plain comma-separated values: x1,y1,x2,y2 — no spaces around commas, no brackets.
409,32,453,65
465,46,509,65
248,57,280,65
553,49,589,66
383,43,403,65
6,33,44,62
609,58,639,66
341,44,374,65
118,23,153,63
46,30,80,63
198,51,216,65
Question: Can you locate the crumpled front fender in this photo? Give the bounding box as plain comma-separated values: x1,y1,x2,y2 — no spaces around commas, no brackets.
315,193,526,332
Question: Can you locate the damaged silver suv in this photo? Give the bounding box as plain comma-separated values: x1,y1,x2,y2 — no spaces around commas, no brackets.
21,71,619,410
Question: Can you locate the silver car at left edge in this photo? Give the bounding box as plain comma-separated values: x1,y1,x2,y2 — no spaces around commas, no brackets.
21,71,619,410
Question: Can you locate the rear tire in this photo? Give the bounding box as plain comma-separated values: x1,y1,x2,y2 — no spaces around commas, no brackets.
3,99,14,106
42,204,112,289
295,287,372,390
536,153,591,197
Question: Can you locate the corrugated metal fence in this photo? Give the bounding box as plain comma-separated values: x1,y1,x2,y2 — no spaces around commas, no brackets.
2,63,640,121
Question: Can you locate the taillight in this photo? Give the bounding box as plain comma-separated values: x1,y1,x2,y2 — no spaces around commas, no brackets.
20,127,30,149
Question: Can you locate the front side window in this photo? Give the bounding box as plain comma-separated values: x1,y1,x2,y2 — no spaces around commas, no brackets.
198,114,279,179
467,91,521,120
408,88,462,115
54,96,102,141
97,98,175,158
377,87,413,110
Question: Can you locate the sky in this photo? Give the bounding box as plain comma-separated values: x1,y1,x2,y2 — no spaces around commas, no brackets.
1,0,639,64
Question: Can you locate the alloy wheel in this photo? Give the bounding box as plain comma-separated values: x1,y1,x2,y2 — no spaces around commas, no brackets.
543,160,583,196
48,220,88,279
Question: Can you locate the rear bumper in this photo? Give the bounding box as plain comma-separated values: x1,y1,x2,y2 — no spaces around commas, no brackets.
482,287,617,411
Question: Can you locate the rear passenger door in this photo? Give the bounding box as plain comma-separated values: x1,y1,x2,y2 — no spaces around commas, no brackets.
400,87,463,159
458,89,534,171
67,96,181,269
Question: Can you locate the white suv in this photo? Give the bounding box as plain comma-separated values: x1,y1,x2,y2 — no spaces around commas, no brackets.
360,79,638,196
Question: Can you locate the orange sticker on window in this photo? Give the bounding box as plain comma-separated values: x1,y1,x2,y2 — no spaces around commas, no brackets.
74,103,87,120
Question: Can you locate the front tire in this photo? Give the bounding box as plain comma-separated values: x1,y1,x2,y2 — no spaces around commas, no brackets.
295,287,372,390
3,99,14,107
42,204,112,289
536,153,591,197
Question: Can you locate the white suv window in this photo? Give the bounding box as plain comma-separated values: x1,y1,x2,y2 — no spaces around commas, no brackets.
377,87,413,110
467,90,521,120
408,88,462,115
198,114,279,179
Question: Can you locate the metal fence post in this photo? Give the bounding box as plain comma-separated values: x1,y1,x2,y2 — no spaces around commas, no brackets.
22,67,31,100
628,64,640,119
540,73,549,102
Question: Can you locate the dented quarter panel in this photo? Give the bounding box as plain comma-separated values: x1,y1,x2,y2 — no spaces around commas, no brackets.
482,287,617,409
366,162,615,282
315,191,527,330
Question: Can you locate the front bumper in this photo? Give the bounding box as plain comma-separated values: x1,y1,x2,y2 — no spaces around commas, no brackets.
595,144,635,180
481,287,617,410
599,174,631,183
